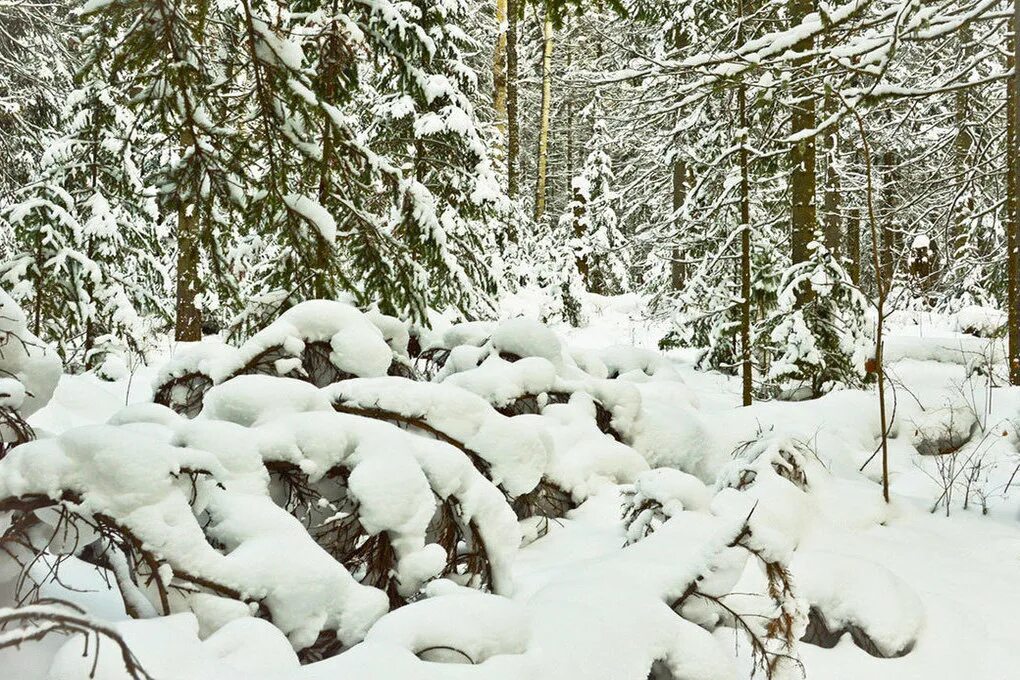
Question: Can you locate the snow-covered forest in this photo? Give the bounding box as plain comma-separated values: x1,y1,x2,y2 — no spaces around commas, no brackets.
1,0,1020,677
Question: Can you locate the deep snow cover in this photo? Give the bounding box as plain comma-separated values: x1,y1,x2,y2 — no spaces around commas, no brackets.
2,293,1020,680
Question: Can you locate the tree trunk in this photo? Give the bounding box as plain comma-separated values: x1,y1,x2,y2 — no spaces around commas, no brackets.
738,73,752,407
572,182,590,286
494,0,508,135
1008,5,1020,385
846,208,861,285
506,0,520,199
849,109,890,502
670,160,687,290
953,24,973,257
175,128,203,342
881,151,898,288
316,10,340,299
822,92,841,256
788,0,816,301
670,25,689,291
565,18,574,206
534,10,554,221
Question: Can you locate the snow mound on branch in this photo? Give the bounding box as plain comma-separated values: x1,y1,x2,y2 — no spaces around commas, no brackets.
283,194,337,244
908,404,977,456
48,613,300,680
154,340,240,387
201,375,332,427
632,468,712,514
0,288,61,418
327,376,645,510
622,468,711,544
0,379,26,411
364,589,530,664
325,377,549,497
242,409,521,596
422,321,493,352
198,377,524,593
713,433,822,554
538,394,648,500
793,551,923,658
490,317,564,364
231,300,393,380
152,303,412,418
365,310,411,358
108,402,185,429
425,320,720,482
557,376,642,435
152,341,237,417
444,356,558,408
597,345,684,380
952,305,1005,338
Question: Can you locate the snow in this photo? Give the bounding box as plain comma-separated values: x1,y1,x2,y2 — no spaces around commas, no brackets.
489,317,564,364
5,295,1020,680
0,288,62,418
0,378,26,410
325,377,550,497
952,306,1005,338
234,300,394,380
911,234,931,250
201,375,332,426
444,356,558,407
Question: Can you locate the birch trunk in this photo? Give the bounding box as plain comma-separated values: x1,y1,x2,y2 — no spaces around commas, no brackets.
534,10,554,221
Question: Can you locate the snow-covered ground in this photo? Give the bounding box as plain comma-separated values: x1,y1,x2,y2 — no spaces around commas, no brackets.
3,294,1019,680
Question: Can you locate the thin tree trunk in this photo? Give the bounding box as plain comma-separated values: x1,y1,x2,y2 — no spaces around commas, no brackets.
789,0,816,303
822,92,841,255
565,18,573,203
315,5,340,299
670,25,689,291
670,160,687,290
506,0,520,199
953,24,973,257
494,0,508,135
175,128,203,342
849,109,890,503
31,231,43,337
847,208,861,285
738,71,752,407
84,111,100,366
572,182,589,285
1008,6,1020,385
881,151,898,288
737,0,752,406
534,9,554,221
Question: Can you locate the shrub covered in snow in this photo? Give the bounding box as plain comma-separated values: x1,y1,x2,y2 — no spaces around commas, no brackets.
621,468,711,544
952,305,1005,338
153,301,412,416
0,388,523,660
759,244,872,399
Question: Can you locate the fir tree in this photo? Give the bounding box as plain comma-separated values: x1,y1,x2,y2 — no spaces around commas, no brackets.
2,78,170,369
